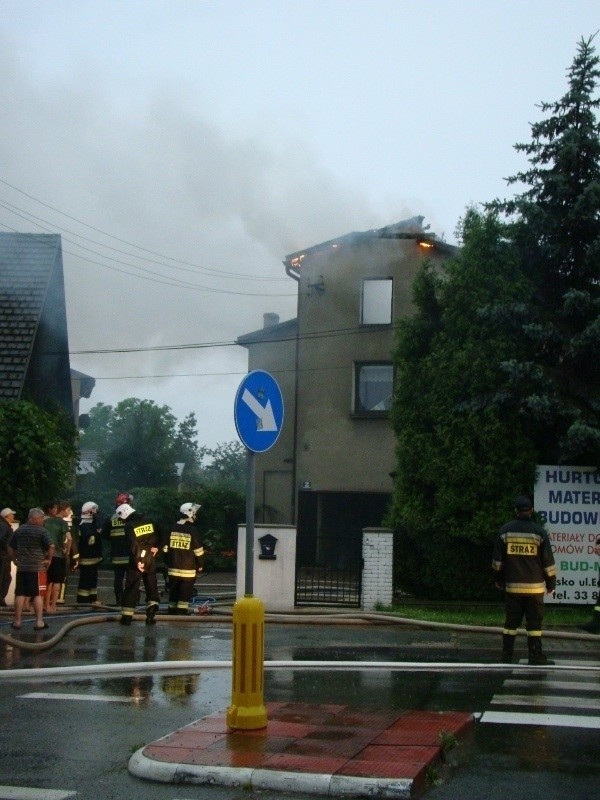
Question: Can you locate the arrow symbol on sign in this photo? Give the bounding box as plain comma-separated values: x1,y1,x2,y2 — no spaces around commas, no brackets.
241,389,278,432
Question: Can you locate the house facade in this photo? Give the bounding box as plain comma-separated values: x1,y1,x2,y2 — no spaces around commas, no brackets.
238,217,457,603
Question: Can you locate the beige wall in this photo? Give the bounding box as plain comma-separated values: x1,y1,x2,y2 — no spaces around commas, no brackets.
293,237,431,494
241,232,452,524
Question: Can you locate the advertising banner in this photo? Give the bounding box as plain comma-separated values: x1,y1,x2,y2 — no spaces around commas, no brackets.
535,465,599,604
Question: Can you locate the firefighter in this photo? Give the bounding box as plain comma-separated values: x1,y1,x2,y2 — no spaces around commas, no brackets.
73,502,103,605
492,495,557,665
164,502,204,615
117,502,161,626
101,492,133,606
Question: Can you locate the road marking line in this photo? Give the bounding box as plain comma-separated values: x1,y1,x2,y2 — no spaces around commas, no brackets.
480,711,600,729
18,692,138,703
0,787,76,799
504,679,599,693
491,693,599,710
517,659,600,668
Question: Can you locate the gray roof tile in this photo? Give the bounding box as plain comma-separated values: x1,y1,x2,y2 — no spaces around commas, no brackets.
0,232,61,400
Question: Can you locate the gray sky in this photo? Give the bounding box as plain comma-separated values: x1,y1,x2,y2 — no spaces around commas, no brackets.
1,0,598,446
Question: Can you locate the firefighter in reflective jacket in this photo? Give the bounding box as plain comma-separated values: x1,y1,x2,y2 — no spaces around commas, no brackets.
101,492,133,606
164,502,204,615
117,503,161,626
492,495,556,665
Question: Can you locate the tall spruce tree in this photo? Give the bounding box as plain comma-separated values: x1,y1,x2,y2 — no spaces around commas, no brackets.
489,34,600,465
390,36,600,599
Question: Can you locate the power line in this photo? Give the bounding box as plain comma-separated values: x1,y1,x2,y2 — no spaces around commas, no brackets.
0,219,296,297
0,196,287,283
73,363,355,381
66,323,388,356
0,177,290,281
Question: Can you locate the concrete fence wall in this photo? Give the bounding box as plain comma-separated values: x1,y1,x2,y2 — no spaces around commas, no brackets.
361,528,394,610
236,524,297,612
235,524,394,611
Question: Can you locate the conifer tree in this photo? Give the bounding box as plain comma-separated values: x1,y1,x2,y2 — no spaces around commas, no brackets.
489,34,600,464
390,36,600,599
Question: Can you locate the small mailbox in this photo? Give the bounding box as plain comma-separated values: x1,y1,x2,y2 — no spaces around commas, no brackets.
258,533,278,560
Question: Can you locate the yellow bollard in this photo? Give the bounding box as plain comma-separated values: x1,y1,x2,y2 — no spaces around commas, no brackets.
226,594,267,730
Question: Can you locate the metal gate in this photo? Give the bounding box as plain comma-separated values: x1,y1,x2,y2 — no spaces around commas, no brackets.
294,490,390,607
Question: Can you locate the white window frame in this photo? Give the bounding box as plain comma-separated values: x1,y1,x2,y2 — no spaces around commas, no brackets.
360,278,393,325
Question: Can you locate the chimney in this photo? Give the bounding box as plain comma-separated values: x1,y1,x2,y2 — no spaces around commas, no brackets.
263,313,280,329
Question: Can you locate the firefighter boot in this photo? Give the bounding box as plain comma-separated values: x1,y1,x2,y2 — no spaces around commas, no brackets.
145,603,159,626
528,637,554,666
579,609,600,634
501,634,515,664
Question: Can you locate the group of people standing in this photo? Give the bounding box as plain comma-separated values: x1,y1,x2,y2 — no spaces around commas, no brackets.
1,507,55,630
112,497,204,626
96,492,204,625
0,492,205,630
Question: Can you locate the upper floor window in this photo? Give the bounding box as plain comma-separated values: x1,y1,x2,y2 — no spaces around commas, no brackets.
361,278,393,325
354,362,394,416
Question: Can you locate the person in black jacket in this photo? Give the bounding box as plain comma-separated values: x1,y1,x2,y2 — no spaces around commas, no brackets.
73,502,103,605
117,503,161,626
165,502,204,615
492,495,557,665
0,508,17,606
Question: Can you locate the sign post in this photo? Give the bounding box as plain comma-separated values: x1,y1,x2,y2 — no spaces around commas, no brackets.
227,371,284,731
245,449,256,596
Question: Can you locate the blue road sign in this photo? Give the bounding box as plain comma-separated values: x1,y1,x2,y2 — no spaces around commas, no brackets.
234,370,284,453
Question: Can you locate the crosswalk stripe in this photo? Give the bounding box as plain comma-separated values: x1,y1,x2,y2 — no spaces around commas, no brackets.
0,787,76,799
504,679,599,693
491,693,599,710
19,692,138,703
480,711,600,729
482,659,600,729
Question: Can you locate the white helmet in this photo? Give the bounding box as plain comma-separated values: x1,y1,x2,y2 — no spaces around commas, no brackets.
115,503,135,520
180,502,200,521
81,501,98,515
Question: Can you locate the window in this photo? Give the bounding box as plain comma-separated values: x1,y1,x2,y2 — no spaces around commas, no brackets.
354,362,394,416
361,278,392,325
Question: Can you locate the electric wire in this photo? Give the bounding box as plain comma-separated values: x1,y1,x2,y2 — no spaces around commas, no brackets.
0,178,290,282
0,217,295,297
55,324,393,382
0,178,394,382
0,198,287,283
66,323,391,356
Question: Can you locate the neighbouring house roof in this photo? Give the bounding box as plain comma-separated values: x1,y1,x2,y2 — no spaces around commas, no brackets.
283,215,458,277
0,232,73,413
237,316,298,348
71,367,96,399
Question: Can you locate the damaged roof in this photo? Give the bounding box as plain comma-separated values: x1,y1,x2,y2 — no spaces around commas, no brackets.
283,215,458,275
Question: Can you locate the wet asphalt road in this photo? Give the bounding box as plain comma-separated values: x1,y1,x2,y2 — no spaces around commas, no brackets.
0,610,598,800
